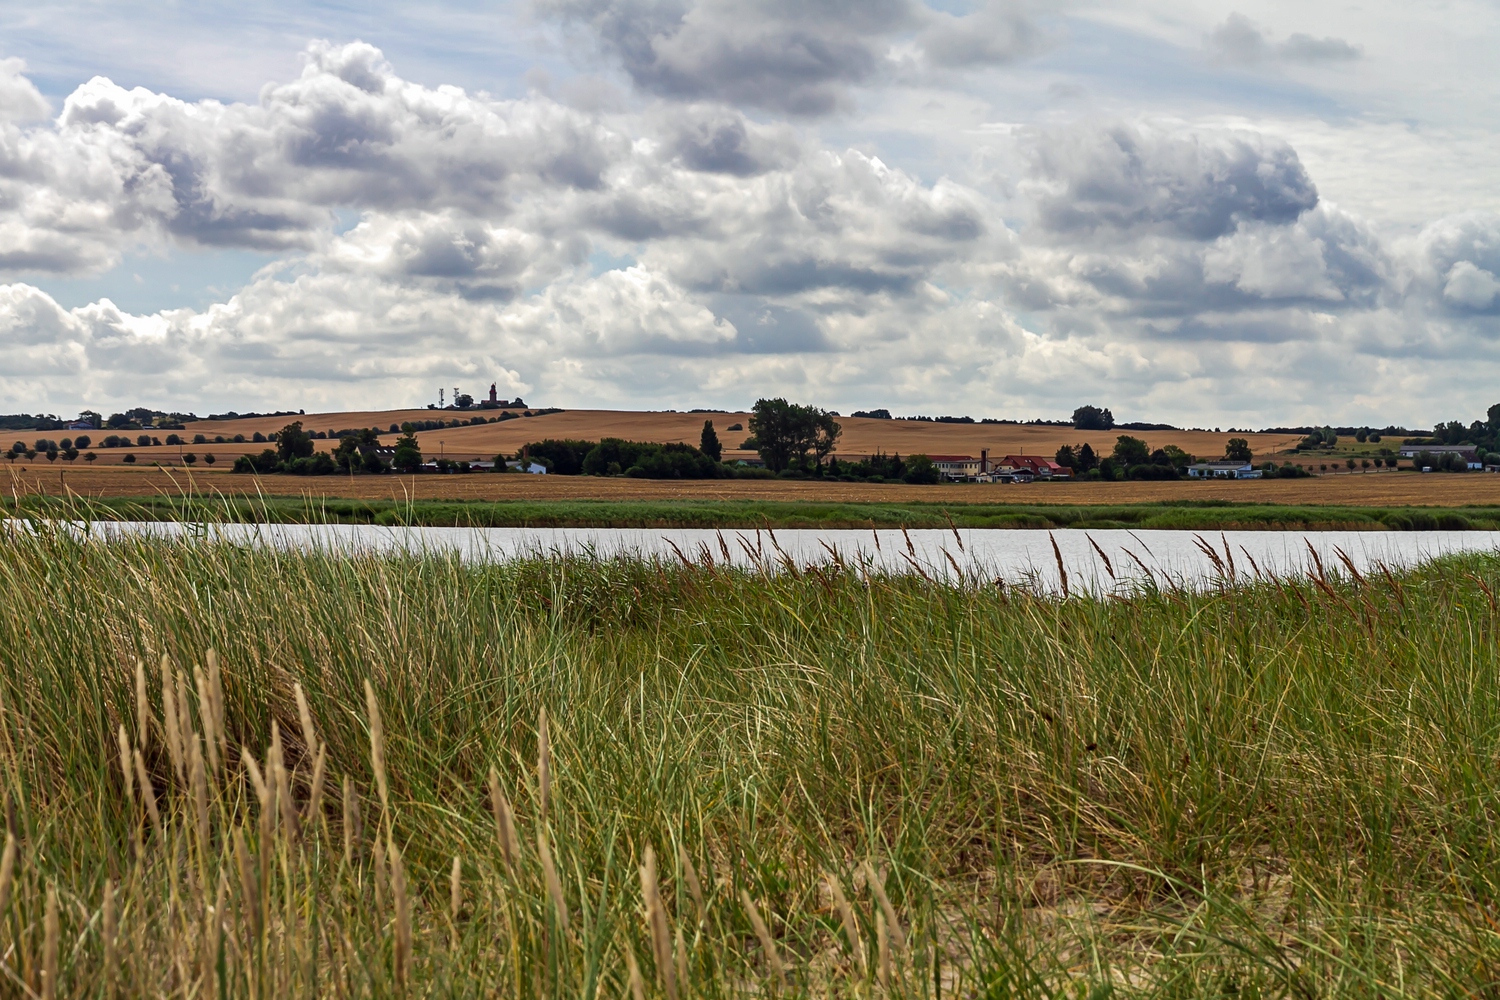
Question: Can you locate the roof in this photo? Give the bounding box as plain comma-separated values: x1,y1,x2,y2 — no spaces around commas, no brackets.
1190,460,1254,469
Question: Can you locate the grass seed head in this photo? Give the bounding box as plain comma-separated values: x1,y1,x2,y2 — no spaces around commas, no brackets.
627,946,646,1000
640,844,676,1000
342,775,361,866
487,767,519,869
364,680,390,818
116,724,134,808
538,831,569,932
739,889,787,990
307,744,328,825
865,861,906,952
826,872,866,975
679,843,706,930
234,829,260,941
450,854,463,929
133,659,149,751
537,708,550,827
194,664,220,777
190,739,210,852
161,657,184,784
0,833,16,917
133,750,163,841
295,681,318,754
102,879,117,992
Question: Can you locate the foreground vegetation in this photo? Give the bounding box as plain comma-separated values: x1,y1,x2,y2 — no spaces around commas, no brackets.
8,492,1500,530
1,517,1499,995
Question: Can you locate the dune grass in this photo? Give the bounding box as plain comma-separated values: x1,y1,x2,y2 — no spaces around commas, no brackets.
0,515,1499,995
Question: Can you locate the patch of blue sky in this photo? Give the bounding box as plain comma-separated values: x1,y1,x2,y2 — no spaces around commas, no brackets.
589,248,636,276
29,246,282,315
0,0,556,104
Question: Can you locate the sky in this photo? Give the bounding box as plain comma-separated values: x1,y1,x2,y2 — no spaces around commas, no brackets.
0,0,1497,427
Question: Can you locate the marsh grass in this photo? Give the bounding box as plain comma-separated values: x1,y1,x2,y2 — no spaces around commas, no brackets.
0,506,1498,995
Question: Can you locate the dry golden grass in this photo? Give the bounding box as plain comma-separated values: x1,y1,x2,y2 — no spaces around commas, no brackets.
11,463,1500,507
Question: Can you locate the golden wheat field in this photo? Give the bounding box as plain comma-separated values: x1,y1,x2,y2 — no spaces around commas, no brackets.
8,463,1500,507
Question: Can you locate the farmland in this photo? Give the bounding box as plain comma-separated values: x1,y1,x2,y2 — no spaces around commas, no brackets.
9,461,1500,509
9,407,1306,467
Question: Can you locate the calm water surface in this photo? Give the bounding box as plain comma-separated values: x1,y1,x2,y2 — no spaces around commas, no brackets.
79,523,1500,594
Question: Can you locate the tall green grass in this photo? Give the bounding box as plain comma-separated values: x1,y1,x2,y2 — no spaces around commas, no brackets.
0,516,1499,995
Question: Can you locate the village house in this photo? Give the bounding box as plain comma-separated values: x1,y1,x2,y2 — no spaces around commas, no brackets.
1187,460,1263,479
997,454,1071,480
1397,444,1483,469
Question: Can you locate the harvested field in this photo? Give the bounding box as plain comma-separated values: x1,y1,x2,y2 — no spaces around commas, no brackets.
9,463,1500,507
25,407,1305,466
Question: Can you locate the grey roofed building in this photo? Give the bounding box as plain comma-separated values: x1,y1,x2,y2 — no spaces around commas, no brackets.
1187,460,1262,479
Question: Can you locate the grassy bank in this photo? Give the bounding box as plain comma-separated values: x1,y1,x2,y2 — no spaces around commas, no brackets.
0,522,1498,994
8,492,1500,529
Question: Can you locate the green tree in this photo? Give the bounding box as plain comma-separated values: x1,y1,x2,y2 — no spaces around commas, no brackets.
183,453,197,466
275,422,315,465
748,399,842,472
392,433,422,472
1112,435,1150,467
699,420,722,461
1072,405,1114,431
1075,442,1098,473
1054,445,1076,469
203,453,215,467
1224,437,1252,462
84,452,97,464
903,454,940,484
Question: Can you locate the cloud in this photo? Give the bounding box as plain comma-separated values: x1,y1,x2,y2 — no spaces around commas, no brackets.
0,58,49,122
1209,13,1362,66
1415,212,1500,315
1024,122,1319,241
0,42,627,274
536,0,1041,114
4,42,1500,428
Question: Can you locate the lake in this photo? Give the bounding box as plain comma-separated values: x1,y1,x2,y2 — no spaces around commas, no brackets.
70,522,1500,594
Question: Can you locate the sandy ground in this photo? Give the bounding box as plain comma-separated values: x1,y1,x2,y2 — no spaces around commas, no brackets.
11,408,1307,467
8,464,1500,508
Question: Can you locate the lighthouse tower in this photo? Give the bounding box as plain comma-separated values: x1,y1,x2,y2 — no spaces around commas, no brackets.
488,383,498,404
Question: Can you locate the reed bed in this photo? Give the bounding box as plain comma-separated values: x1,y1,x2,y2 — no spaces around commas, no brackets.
0,515,1498,996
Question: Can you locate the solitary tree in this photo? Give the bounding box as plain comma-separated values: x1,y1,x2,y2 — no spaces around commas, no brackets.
1224,437,1253,463
748,399,841,472
1072,406,1114,431
183,453,197,466
204,453,216,466
700,420,722,462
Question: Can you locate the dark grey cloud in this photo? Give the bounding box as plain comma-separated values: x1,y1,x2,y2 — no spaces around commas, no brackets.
1026,122,1318,240
663,107,796,176
1209,13,1362,66
538,0,1039,114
